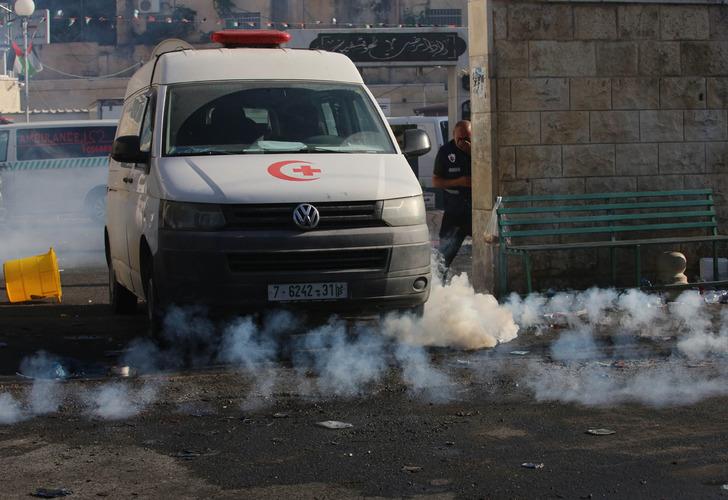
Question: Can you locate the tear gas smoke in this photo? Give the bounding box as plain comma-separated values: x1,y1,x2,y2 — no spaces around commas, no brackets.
83,382,160,420
0,393,23,425
28,380,62,415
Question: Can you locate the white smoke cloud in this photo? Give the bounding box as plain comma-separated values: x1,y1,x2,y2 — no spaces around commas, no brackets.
0,393,24,425
84,382,160,420
28,380,62,415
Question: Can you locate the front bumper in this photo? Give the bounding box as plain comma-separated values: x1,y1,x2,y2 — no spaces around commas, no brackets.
153,224,432,314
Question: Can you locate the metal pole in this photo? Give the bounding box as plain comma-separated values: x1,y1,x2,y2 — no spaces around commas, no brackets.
22,15,28,122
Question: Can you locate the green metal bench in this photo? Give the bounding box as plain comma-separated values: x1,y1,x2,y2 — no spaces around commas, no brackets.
496,189,728,296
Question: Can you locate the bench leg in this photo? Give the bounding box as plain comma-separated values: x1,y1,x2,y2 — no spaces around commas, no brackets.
610,247,617,286
713,240,719,282
523,252,533,295
498,249,508,299
634,245,641,287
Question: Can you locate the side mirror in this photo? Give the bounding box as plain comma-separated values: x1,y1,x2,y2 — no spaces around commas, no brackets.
112,135,148,164
402,128,431,158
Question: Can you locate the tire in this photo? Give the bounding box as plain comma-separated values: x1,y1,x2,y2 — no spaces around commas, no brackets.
85,188,107,223
144,275,164,335
109,264,137,314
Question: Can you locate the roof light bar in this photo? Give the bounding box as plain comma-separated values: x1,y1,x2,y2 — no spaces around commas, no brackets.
211,30,291,48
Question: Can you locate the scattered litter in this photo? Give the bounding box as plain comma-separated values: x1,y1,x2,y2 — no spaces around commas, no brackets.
510,350,529,356
612,360,626,369
455,359,470,365
721,484,728,491
272,412,289,419
455,410,479,417
316,420,353,430
88,300,93,303
444,441,455,446
31,488,72,498
109,366,131,378
173,450,200,460
586,428,616,436
430,479,451,486
703,290,728,304
521,462,544,469
402,465,422,473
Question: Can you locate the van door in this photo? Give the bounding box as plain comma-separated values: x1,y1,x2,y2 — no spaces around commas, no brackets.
108,93,147,290
126,91,155,294
0,129,10,216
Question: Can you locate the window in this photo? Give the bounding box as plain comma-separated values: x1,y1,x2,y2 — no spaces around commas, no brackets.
0,131,8,162
164,81,396,156
225,12,261,30
424,8,462,26
118,92,148,138
16,126,116,161
139,96,155,153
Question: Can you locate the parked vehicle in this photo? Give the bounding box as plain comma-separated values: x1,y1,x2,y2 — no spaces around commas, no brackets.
0,119,117,222
105,31,432,324
387,115,447,188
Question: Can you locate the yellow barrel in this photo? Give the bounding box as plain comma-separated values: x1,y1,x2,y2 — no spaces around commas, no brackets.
3,247,62,303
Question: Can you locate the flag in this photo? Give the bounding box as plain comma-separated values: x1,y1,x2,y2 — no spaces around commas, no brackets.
12,41,43,78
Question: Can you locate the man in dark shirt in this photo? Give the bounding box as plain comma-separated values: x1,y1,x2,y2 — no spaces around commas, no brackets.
432,120,472,278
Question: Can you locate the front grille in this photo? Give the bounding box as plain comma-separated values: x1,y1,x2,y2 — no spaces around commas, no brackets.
222,201,385,230
228,248,390,273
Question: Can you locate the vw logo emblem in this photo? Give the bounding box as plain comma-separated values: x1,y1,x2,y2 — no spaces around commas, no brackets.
293,203,320,230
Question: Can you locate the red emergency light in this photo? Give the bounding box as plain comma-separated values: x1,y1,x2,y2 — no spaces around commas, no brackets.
211,30,291,48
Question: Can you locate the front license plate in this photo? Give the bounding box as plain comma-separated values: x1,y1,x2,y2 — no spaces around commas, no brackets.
268,282,348,302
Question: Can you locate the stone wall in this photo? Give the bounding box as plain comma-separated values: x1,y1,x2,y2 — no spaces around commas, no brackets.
487,1,728,291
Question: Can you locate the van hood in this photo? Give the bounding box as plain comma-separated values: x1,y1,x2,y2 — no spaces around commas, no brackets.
155,154,422,204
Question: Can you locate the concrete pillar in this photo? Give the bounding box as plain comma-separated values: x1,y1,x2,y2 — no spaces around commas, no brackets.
468,0,497,293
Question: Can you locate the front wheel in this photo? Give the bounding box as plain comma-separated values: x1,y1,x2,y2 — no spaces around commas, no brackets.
144,275,164,335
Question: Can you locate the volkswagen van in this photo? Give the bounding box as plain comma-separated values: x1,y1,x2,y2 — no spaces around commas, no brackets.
105,31,432,323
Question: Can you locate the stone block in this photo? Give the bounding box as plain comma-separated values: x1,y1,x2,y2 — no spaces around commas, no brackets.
495,41,528,78
501,180,531,197
575,6,617,40
682,42,728,75
532,178,585,196
541,112,590,144
511,78,569,111
684,110,727,141
659,143,706,174
707,78,728,108
498,146,516,180
508,3,573,41
497,79,511,112
570,78,611,110
515,146,562,179
590,111,639,143
586,176,636,193
530,41,596,77
498,112,540,146
616,144,658,176
563,145,615,177
639,42,680,76
493,3,508,40
618,5,659,40
612,78,659,109
637,175,685,191
596,42,638,76
640,111,683,141
707,142,728,172
709,6,728,40
661,6,710,40
660,78,706,109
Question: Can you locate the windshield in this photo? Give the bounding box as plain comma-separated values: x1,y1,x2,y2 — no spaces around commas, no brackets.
164,81,396,156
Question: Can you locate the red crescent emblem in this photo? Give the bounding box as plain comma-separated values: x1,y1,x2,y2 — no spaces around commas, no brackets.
267,160,322,182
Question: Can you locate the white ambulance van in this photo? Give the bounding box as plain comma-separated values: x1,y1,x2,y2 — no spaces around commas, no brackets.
105,31,432,323
0,119,117,222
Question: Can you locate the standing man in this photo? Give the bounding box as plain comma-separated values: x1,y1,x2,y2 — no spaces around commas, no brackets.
432,120,472,278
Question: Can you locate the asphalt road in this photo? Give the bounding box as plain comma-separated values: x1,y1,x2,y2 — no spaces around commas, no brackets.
1,264,728,499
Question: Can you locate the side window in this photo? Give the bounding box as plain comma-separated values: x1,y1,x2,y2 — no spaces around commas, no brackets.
117,92,148,138
139,95,155,153
0,130,9,162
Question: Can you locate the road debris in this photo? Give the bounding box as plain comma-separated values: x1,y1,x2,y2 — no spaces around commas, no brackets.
31,488,73,498
109,366,131,377
586,428,616,436
402,465,422,473
316,420,353,430
272,412,289,419
430,479,451,486
510,351,529,356
521,462,544,469
721,484,728,491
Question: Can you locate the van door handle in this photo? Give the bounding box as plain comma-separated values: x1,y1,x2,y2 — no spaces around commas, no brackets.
122,176,133,183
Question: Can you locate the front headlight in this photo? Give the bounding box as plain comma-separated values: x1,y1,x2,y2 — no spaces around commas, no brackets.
161,200,226,230
382,195,426,226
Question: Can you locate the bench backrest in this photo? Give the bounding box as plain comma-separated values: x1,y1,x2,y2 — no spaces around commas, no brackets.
497,189,718,243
